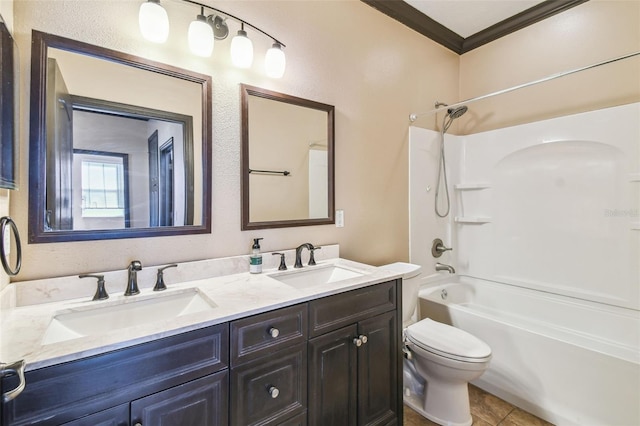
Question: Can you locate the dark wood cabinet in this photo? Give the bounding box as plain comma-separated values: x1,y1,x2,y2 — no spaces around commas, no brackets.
231,344,307,425
308,280,401,426
131,371,228,426
2,324,229,426
2,279,401,426
357,311,398,426
231,304,308,367
308,312,398,426
230,305,308,425
308,325,358,425
61,404,128,426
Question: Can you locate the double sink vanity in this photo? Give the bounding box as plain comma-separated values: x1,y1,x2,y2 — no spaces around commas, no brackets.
0,245,404,425
0,23,399,426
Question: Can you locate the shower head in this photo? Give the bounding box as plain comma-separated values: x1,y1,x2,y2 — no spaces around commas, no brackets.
447,105,468,120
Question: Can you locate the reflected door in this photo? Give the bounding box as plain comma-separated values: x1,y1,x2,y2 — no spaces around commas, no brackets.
159,138,174,227
46,58,73,230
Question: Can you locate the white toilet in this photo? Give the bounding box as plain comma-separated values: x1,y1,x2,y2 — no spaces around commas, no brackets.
382,262,491,426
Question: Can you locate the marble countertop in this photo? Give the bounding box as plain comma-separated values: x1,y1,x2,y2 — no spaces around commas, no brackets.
1,257,401,371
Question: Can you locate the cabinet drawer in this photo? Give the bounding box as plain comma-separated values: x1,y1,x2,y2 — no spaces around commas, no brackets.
231,304,307,366
231,344,307,426
61,403,128,426
308,280,397,337
2,323,229,426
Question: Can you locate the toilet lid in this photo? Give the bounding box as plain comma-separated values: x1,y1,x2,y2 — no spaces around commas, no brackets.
406,319,491,362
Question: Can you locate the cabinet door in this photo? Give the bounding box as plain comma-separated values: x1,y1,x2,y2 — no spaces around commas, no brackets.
357,311,398,426
307,324,357,426
131,370,228,426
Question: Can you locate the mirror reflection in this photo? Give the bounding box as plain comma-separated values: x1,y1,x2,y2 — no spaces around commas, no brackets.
0,16,19,190
241,84,335,230
29,31,212,242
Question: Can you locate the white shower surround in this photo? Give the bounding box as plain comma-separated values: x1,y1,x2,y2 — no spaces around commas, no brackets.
408,102,640,424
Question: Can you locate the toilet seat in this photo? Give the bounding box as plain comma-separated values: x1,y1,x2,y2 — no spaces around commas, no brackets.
406,319,491,363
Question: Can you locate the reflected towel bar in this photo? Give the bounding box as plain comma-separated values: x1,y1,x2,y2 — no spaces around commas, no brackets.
249,169,291,176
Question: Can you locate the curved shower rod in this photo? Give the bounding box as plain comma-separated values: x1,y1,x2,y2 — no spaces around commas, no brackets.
409,50,640,122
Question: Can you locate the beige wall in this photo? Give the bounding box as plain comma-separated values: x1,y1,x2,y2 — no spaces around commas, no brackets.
0,0,12,32
11,0,459,281
458,0,640,134
11,0,636,282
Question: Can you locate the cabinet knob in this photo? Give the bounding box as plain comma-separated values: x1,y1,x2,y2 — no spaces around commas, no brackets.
359,335,368,344
353,337,362,347
134,423,142,426
269,327,280,338
269,386,280,398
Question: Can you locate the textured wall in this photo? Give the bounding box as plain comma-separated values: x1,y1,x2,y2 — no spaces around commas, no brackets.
11,0,459,281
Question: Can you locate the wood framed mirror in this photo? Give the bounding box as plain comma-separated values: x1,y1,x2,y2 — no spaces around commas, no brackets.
28,31,212,243
241,84,335,230
0,15,19,190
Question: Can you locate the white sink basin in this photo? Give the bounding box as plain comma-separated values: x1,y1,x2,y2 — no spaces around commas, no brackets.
42,288,217,345
271,265,364,288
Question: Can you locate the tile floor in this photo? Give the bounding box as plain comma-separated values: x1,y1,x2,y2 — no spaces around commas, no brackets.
404,384,554,426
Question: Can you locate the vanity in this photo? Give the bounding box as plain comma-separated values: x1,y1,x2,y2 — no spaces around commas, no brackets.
0,250,403,426
2,24,399,426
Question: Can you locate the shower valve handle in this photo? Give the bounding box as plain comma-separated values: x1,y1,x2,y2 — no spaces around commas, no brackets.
432,238,452,258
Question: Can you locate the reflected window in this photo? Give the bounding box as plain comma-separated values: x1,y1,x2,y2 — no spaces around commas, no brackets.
81,159,124,217
73,149,130,229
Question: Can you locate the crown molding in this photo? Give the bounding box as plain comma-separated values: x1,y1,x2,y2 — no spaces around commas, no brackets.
362,0,589,55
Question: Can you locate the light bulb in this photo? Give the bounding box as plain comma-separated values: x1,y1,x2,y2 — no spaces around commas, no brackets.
265,42,286,78
139,0,169,43
230,28,253,68
188,11,214,57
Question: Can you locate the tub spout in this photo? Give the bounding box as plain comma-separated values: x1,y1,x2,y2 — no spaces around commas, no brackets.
435,262,455,274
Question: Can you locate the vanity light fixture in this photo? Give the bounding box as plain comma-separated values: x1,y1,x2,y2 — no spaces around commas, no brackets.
137,0,287,78
188,7,214,57
230,23,253,68
138,0,170,43
265,42,286,78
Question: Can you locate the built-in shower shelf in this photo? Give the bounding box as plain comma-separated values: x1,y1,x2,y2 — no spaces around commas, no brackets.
455,216,492,224
630,173,640,182
454,183,491,190
632,223,640,231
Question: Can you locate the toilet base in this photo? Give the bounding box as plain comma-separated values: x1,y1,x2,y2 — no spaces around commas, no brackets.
404,392,472,426
403,357,474,426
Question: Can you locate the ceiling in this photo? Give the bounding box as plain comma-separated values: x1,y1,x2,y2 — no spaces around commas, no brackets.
362,0,589,54
404,0,545,38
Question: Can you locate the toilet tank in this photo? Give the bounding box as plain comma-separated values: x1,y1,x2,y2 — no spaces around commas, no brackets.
380,262,422,327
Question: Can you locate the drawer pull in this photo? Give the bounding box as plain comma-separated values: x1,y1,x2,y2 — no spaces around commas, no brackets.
269,327,280,338
353,337,362,347
359,335,368,344
269,386,280,398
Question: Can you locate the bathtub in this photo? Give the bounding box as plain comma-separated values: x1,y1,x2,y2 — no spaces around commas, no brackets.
417,275,640,426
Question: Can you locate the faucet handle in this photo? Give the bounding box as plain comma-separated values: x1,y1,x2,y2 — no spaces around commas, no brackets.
79,274,109,301
153,264,178,291
308,246,321,266
431,238,453,258
272,253,287,270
